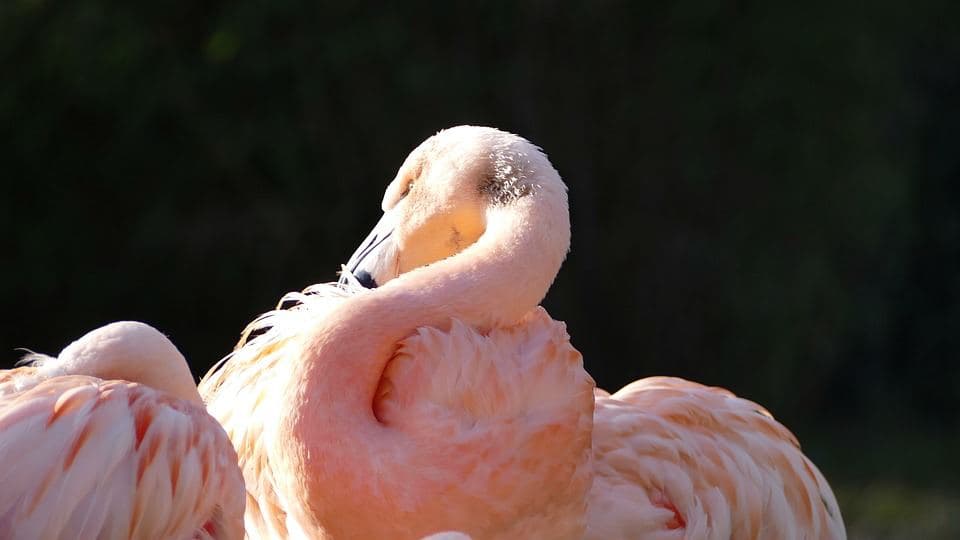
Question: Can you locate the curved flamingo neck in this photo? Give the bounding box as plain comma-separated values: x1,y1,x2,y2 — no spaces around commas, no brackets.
294,179,569,419
277,170,569,533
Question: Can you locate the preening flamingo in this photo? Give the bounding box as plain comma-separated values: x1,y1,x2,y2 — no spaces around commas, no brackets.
200,126,591,539
0,321,245,539
201,125,845,539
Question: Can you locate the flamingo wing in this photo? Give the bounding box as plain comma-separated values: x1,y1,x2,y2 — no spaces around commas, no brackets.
587,377,845,540
0,375,244,540
201,336,295,539
369,307,596,539
199,282,357,539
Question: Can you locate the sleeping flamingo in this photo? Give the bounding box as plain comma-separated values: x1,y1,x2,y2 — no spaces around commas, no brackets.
200,125,845,538
0,321,245,539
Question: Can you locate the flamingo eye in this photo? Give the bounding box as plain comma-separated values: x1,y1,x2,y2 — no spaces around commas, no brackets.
400,180,414,199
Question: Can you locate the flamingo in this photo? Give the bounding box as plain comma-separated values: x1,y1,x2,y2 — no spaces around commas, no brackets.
200,126,845,538
0,321,245,539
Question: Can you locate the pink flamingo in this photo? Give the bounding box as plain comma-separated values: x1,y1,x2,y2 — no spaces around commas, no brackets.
201,126,845,538
1,321,245,539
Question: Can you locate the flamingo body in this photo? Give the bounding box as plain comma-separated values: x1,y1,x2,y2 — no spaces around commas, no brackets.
203,126,844,538
0,322,245,540
202,291,594,539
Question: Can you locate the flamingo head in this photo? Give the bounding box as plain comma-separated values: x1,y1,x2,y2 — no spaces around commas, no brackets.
343,125,569,289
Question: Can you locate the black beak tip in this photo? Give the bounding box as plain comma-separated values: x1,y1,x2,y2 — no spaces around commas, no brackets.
355,270,378,289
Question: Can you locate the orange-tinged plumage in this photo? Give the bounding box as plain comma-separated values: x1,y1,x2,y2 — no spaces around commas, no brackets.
201,126,591,539
588,377,844,539
0,322,244,540
202,292,594,539
203,126,845,539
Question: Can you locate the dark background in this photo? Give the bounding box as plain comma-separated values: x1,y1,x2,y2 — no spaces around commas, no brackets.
2,2,958,537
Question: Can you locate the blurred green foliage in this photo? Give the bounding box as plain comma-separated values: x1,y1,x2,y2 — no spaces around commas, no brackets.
2,2,958,536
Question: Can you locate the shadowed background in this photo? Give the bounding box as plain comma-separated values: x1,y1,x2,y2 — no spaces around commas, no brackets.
2,2,958,537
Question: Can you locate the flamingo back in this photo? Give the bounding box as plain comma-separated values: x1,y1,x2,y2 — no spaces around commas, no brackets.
364,306,596,539
0,375,244,540
588,377,845,540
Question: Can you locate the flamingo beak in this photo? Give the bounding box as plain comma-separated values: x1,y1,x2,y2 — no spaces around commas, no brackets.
341,210,400,289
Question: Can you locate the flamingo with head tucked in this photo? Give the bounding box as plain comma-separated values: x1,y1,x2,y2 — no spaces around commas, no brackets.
201,126,592,538
201,125,845,539
0,321,245,539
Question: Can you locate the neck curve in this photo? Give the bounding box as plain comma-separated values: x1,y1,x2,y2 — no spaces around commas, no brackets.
294,174,569,419
277,173,570,525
